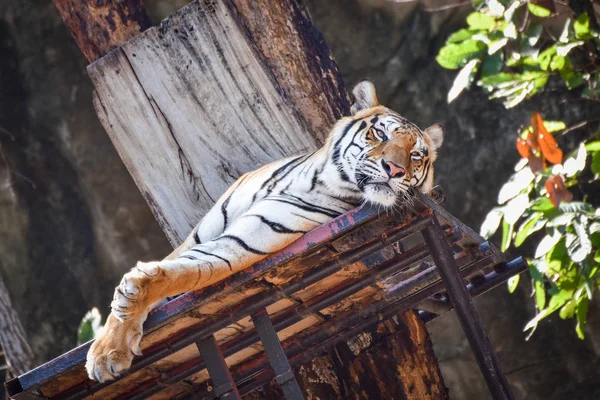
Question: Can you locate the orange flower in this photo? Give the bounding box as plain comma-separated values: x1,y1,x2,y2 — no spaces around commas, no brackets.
545,175,573,207
516,112,563,173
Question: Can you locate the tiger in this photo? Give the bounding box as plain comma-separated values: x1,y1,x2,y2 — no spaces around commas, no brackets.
85,80,445,382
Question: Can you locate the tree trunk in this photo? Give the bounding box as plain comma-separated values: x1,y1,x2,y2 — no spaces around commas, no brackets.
61,0,448,398
246,310,447,400
51,0,151,63
0,276,34,377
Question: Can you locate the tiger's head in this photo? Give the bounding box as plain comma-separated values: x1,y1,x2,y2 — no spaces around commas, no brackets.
327,81,444,208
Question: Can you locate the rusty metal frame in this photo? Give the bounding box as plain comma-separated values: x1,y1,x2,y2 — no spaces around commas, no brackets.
5,188,525,400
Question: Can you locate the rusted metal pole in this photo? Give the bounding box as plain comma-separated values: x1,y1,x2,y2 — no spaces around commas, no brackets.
252,310,304,400
196,336,242,400
421,214,514,400
51,0,151,63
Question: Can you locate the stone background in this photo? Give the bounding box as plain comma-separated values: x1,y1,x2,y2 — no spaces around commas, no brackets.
1,0,599,398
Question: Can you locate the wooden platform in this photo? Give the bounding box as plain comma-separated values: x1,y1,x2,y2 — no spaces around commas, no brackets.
5,188,526,400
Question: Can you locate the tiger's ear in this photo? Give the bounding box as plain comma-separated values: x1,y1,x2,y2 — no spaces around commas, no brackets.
425,123,444,150
350,81,379,115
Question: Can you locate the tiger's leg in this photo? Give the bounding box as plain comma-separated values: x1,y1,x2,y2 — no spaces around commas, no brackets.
86,200,324,382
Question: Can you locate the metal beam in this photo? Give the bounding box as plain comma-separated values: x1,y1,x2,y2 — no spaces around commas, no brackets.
421,214,514,400
252,310,304,400
196,337,241,400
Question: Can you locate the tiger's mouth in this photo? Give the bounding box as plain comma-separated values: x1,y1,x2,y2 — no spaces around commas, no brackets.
362,181,398,207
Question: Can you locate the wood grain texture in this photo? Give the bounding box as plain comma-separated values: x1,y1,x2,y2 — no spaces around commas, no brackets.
228,0,352,143
89,1,321,244
52,0,151,63
0,276,35,376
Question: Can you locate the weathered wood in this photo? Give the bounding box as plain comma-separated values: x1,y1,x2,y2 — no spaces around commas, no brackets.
52,0,151,63
89,0,323,244
0,276,35,377
244,311,448,400
228,0,352,143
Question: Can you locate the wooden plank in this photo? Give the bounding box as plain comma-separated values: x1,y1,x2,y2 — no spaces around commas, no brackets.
52,0,151,63
89,1,324,244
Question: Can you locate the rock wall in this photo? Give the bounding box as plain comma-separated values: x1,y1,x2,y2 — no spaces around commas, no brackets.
1,0,600,399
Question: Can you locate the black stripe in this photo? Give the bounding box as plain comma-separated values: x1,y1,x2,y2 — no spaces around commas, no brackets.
291,212,322,224
285,193,342,216
193,229,201,244
188,248,232,269
217,235,269,255
267,198,340,218
248,214,307,234
221,195,231,228
181,255,198,260
253,154,306,202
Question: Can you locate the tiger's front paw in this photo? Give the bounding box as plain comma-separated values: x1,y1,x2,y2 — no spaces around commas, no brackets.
85,313,144,382
111,261,164,321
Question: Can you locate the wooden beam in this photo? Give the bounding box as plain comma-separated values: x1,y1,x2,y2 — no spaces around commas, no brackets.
52,0,151,63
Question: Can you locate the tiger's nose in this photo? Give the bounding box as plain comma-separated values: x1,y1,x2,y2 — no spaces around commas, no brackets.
382,160,406,178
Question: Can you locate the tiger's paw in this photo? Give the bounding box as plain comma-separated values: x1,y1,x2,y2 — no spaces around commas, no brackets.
111,261,164,321
85,314,144,382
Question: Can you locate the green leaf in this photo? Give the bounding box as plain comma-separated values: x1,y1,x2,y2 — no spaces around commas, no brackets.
502,219,513,252
592,151,600,175
546,239,567,276
574,12,591,39
550,55,565,71
576,297,589,339
471,0,485,10
527,23,543,47
559,299,577,319
436,40,487,70
556,41,584,56
77,308,103,345
447,29,478,43
527,3,552,17
503,22,518,39
504,193,531,225
562,143,587,177
538,46,557,71
535,280,546,310
481,52,504,76
508,274,520,293
515,212,543,247
489,37,509,54
448,59,481,103
467,12,497,31
542,121,566,132
497,167,535,204
532,197,555,212
535,231,562,258
480,207,505,239
568,218,592,262
585,141,600,151
558,202,594,214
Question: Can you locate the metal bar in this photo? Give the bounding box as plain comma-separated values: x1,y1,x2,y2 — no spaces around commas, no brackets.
421,214,514,400
192,257,527,399
196,336,242,400
252,310,304,400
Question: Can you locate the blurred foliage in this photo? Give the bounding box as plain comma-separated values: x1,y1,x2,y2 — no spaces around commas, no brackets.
437,0,600,338
77,308,103,345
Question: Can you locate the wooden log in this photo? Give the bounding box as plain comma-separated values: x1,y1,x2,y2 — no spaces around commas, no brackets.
86,0,448,398
52,0,151,63
245,311,448,400
0,276,35,377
